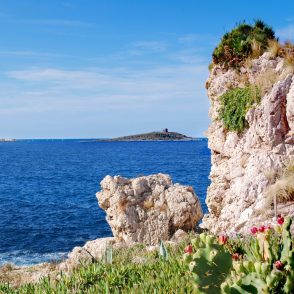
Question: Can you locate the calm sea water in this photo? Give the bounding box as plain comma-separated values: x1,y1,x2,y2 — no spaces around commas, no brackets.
0,140,210,266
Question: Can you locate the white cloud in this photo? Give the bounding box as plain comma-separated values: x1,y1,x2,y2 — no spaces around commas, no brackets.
4,61,208,113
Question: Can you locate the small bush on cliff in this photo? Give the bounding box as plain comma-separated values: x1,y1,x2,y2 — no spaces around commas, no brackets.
213,20,275,68
218,85,261,132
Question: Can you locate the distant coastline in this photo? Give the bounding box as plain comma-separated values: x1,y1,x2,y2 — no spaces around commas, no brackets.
0,138,16,142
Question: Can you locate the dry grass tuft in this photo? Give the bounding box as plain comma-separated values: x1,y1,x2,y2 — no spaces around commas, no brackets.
255,68,280,96
284,49,294,68
236,73,250,88
285,159,294,175
251,39,263,59
277,41,294,71
266,160,294,204
268,174,294,203
267,39,281,57
263,169,278,184
243,57,253,69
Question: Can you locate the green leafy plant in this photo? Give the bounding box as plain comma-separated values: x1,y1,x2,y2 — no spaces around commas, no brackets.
0,240,194,293
218,85,261,132
159,240,169,260
213,20,275,68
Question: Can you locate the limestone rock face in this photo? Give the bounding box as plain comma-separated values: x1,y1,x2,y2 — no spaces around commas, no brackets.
96,174,203,245
202,53,294,234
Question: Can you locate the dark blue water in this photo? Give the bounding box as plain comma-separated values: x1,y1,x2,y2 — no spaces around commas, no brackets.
0,140,210,266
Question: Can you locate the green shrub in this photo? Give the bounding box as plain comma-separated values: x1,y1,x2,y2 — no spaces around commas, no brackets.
213,20,276,68
218,85,261,132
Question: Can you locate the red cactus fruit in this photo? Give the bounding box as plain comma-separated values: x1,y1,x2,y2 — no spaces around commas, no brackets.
274,260,284,270
232,253,240,261
218,235,228,245
184,245,193,254
277,215,284,225
258,226,266,233
250,227,258,234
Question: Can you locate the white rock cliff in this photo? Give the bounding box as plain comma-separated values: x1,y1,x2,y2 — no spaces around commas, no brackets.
202,53,294,234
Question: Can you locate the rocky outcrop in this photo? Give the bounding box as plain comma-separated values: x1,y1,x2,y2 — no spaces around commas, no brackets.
58,237,115,273
202,53,294,234
96,174,203,245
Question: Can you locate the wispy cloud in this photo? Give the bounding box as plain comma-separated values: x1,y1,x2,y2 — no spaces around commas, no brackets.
286,17,294,22
4,61,208,110
0,51,66,58
276,24,294,40
129,41,168,55
170,49,207,64
178,34,201,43
17,18,97,28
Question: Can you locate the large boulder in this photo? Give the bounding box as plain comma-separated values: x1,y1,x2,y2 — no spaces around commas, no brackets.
96,174,203,245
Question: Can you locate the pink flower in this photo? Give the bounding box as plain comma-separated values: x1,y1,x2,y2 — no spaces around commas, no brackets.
250,227,258,234
265,225,271,231
258,226,266,233
274,260,284,270
232,253,240,261
218,235,228,245
277,215,284,225
184,245,193,254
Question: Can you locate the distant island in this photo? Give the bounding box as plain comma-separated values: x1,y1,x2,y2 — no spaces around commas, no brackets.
97,129,194,141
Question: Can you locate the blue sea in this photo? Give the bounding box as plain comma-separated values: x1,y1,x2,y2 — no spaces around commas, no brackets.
0,140,211,266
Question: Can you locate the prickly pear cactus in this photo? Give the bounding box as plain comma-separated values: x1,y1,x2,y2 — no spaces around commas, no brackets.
281,218,294,293
221,217,294,294
281,218,292,263
184,218,293,293
221,261,270,293
185,233,232,294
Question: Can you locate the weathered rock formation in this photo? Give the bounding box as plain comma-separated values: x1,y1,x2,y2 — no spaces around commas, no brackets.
202,53,294,234
96,174,203,245
58,237,115,273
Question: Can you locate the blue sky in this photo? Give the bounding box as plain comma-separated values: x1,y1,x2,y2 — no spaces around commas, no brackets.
1,1,294,138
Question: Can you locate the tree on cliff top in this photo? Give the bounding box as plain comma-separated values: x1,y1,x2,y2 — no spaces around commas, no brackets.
212,20,276,68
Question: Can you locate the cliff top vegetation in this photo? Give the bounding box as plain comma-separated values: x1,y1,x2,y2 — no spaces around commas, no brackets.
212,20,276,68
